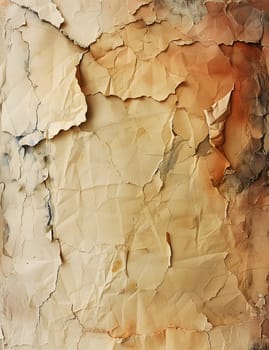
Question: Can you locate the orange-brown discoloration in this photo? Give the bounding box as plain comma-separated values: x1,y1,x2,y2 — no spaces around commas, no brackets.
0,0,9,6
225,176,269,314
206,148,230,185
221,43,266,170
112,259,123,272
108,322,136,339
249,0,269,12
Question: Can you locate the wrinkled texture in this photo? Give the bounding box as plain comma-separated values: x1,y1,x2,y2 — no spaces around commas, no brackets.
1,0,269,349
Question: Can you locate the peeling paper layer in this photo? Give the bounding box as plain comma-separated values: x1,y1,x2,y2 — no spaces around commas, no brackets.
1,4,87,145
11,0,64,28
2,0,269,349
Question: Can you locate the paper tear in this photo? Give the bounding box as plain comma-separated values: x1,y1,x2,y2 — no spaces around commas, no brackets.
11,0,64,28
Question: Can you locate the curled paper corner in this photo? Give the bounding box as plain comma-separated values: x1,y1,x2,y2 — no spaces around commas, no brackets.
11,0,64,28
204,88,233,148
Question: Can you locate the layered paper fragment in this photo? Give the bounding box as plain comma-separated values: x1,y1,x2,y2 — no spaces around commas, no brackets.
1,4,87,145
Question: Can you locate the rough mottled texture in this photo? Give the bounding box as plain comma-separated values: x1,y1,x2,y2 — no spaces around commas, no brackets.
1,0,269,349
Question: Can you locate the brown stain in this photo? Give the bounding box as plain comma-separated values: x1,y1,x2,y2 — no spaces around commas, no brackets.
108,325,166,344
108,322,136,339
189,1,262,45
225,176,269,309
228,2,259,27
220,43,266,170
136,127,146,138
112,259,123,272
170,42,234,184
248,0,269,12
262,319,269,337
124,280,137,293
173,18,267,185
206,148,230,186
173,41,234,117
220,175,269,348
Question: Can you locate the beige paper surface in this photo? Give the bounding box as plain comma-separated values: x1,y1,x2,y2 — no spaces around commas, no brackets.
1,1,269,349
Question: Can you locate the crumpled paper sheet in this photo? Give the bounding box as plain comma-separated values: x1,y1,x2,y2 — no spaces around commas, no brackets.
1,0,269,349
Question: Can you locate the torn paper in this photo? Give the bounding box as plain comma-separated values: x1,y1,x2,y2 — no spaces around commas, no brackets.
1,1,269,349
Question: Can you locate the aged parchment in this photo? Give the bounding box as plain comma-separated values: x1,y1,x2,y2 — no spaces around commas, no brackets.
1,1,269,349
